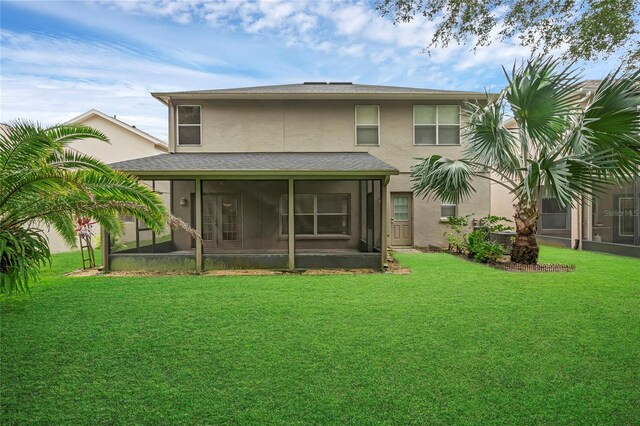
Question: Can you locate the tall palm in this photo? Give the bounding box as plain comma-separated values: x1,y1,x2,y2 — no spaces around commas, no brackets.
0,121,191,293
411,57,640,264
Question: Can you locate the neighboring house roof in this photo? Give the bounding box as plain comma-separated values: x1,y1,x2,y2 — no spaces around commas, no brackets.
579,80,602,90
109,152,399,175
152,82,493,103
64,109,167,152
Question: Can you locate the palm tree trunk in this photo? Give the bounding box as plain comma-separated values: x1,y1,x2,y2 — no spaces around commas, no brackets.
511,202,540,264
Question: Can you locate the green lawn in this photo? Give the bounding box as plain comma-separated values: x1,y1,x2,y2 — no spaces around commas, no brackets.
1,247,639,424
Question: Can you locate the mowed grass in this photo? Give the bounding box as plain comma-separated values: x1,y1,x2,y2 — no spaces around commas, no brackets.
1,247,639,425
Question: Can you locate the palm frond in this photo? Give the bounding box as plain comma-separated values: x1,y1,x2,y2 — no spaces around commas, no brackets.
411,155,477,204
570,69,640,180
504,56,582,153
463,96,521,178
0,120,172,293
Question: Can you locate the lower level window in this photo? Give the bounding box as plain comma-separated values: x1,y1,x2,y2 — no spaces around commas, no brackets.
441,204,457,220
281,194,350,235
541,197,569,230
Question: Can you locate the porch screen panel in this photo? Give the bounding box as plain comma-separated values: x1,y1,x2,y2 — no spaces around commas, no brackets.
292,180,381,253
587,180,638,246
110,180,196,254
201,180,288,253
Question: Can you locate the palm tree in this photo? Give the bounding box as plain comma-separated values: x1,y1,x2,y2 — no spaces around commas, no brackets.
411,57,640,264
0,121,194,293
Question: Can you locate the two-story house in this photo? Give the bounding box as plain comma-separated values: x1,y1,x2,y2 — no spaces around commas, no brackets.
105,83,491,271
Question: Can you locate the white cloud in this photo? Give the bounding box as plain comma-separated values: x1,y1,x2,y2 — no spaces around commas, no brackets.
0,29,265,139
4,0,583,145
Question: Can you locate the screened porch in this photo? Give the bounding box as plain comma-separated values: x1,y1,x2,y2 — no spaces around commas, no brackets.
105,152,398,271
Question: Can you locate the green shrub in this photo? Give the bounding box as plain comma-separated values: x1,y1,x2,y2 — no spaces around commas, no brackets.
443,214,511,263
466,215,512,263
443,214,472,254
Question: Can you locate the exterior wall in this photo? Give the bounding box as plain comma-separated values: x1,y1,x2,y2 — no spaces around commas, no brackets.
171,99,490,248
174,99,468,172
491,175,515,221
69,115,165,164
388,173,490,248
47,114,167,253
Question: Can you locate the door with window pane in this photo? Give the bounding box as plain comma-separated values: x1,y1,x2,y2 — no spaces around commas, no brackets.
390,193,412,246
202,194,242,250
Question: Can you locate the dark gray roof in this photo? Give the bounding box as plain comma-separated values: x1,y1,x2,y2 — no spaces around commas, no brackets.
109,152,398,174
152,82,485,97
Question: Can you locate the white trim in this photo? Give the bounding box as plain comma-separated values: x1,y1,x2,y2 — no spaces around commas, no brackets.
64,109,168,151
354,105,380,146
413,105,461,146
176,105,203,146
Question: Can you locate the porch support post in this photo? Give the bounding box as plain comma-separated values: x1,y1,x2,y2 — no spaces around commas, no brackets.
195,178,203,271
381,175,390,269
288,177,295,270
101,226,109,272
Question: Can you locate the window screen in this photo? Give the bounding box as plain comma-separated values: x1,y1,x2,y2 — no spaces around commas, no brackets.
177,105,201,145
414,105,460,145
355,105,379,145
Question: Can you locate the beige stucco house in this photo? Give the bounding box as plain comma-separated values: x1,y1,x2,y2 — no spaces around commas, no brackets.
106,82,492,271
491,81,640,258
45,109,167,253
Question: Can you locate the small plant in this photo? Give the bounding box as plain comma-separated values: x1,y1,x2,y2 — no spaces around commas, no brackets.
444,214,472,254
466,215,512,263
443,214,512,263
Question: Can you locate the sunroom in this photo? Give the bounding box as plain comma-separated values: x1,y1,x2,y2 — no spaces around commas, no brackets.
104,152,398,271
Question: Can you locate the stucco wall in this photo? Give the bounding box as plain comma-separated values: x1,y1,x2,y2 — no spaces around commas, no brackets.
491,175,516,221
389,173,490,248
170,98,490,248
174,99,469,173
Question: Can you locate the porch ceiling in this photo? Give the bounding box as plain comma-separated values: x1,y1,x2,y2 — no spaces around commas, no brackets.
109,152,399,176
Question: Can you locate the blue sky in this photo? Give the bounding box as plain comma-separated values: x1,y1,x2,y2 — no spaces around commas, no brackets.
0,0,623,140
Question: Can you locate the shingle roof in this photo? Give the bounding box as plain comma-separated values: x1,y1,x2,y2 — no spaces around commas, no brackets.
109,152,398,174
151,83,490,101
157,83,481,95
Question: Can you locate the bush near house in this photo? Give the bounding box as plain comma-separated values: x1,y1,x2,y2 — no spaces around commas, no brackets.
444,214,511,263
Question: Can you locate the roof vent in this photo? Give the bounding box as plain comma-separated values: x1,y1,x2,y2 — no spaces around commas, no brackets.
303,81,328,85
328,82,352,85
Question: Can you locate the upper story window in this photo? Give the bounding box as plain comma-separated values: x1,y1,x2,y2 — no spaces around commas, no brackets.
177,105,201,145
355,105,379,146
414,105,460,145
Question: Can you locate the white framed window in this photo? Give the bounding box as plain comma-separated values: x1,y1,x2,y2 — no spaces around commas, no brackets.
414,105,460,145
440,204,457,220
177,105,201,145
355,105,379,146
281,194,350,236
